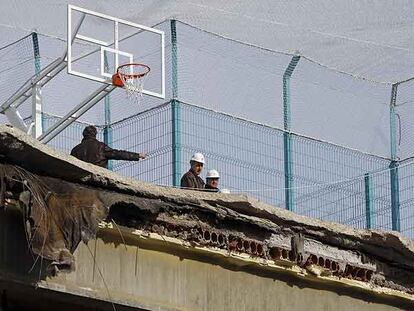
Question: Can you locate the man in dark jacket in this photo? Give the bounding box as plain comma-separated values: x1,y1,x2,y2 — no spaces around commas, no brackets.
180,152,205,190
71,125,147,168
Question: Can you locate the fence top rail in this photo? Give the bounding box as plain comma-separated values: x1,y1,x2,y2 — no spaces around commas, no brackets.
400,157,414,166
0,32,34,51
110,101,172,126
177,99,392,162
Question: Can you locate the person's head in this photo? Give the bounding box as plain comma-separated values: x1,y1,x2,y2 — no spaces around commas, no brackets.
206,169,220,188
83,125,97,138
190,152,205,175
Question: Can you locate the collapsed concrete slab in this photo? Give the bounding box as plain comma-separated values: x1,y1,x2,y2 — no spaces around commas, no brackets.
0,124,413,310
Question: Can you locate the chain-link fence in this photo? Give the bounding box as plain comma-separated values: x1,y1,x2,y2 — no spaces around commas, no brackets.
1,20,414,239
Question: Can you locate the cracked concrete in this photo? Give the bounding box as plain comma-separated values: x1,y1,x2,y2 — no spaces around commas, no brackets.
0,124,414,309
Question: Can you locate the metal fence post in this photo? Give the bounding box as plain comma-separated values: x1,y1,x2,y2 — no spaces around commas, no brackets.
389,84,400,231
171,20,178,100
172,100,181,187
283,55,300,211
31,32,43,138
171,20,181,187
32,33,41,74
389,161,400,231
364,173,374,229
103,51,113,170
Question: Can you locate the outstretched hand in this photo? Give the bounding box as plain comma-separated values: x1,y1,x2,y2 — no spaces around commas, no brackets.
139,152,148,160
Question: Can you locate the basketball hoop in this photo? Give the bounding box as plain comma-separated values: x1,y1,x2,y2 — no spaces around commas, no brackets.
112,63,150,104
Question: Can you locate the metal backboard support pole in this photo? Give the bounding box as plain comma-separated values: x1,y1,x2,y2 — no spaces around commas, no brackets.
1,58,66,135
283,55,300,211
1,58,66,113
39,84,116,143
1,11,86,132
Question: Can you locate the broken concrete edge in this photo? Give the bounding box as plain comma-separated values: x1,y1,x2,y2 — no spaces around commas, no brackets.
97,222,414,303
4,166,413,297
0,124,413,267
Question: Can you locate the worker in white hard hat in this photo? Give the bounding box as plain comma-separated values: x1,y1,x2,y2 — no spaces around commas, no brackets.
205,169,220,192
180,152,205,190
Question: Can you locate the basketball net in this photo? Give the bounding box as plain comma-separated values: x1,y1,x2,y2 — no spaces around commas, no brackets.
115,63,150,105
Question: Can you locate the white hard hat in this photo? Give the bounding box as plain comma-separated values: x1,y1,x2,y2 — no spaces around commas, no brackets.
220,188,230,194
206,169,220,179
190,152,205,164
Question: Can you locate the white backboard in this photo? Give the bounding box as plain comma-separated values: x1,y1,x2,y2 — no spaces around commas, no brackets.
67,5,165,99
